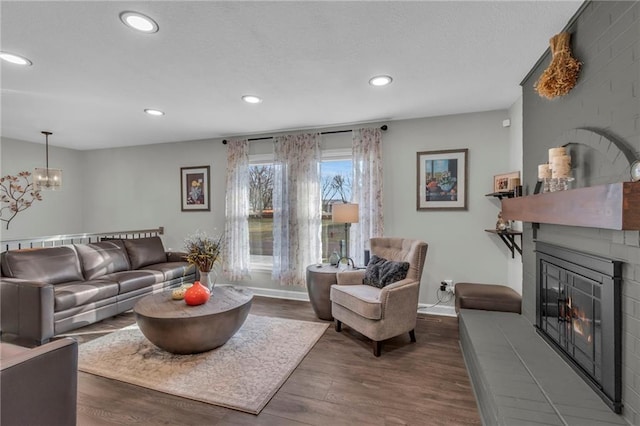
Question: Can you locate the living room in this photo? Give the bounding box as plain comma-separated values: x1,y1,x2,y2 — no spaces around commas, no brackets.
1,1,639,425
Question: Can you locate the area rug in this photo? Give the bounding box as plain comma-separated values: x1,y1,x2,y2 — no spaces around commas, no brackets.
78,314,328,414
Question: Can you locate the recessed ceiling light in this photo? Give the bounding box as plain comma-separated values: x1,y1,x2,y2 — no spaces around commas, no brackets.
369,75,393,87
0,52,32,66
120,11,159,33
144,109,164,116
242,95,263,104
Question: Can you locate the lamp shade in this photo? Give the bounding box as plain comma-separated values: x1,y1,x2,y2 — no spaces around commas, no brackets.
332,203,359,224
34,168,62,190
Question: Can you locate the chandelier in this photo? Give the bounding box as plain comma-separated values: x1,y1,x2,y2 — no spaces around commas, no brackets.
34,131,62,190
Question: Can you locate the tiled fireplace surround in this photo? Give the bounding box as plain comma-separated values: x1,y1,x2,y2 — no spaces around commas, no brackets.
519,1,640,423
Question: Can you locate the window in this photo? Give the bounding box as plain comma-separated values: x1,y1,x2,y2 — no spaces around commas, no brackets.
248,150,352,268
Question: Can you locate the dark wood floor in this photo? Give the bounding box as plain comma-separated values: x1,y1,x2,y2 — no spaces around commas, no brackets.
70,297,480,425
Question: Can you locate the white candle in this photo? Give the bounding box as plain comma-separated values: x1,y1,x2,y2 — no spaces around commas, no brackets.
551,155,571,178
538,164,551,179
549,147,567,164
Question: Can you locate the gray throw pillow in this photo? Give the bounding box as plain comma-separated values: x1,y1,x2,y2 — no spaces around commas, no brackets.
362,255,410,288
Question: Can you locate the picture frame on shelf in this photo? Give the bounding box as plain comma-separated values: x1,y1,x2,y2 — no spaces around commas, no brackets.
416,148,468,210
180,166,210,211
493,171,520,193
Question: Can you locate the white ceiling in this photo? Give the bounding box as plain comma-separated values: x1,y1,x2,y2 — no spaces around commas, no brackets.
1,1,583,150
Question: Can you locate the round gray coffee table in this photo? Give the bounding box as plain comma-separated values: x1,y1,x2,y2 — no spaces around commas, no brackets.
133,286,253,354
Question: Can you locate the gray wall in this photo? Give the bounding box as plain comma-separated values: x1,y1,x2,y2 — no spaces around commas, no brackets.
0,137,84,239
0,109,516,307
521,1,640,423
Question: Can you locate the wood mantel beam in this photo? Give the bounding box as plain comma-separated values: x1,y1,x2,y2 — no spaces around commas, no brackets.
501,182,640,230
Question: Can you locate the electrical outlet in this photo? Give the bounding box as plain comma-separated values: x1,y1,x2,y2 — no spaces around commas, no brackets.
444,279,454,293
440,279,454,293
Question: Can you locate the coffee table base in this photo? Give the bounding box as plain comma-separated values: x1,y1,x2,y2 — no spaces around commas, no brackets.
134,287,253,354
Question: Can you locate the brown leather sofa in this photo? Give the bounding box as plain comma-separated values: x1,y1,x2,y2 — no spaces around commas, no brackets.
0,237,195,344
0,337,78,426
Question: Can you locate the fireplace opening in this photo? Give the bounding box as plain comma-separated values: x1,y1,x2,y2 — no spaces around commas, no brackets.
536,242,622,413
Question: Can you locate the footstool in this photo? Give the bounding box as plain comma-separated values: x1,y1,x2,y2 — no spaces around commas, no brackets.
454,283,521,314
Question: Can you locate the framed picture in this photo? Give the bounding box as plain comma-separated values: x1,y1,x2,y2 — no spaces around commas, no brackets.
181,166,210,211
493,171,520,193
417,149,468,210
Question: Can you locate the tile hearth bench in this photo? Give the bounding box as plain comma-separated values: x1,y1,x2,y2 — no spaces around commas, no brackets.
459,309,628,426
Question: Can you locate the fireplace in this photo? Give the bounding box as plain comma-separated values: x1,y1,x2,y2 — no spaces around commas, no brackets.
536,242,622,413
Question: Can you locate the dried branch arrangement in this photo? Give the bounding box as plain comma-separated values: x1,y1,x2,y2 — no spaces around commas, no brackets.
534,32,582,99
0,171,42,229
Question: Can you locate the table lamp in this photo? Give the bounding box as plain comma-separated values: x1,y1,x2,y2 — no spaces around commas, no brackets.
332,203,359,266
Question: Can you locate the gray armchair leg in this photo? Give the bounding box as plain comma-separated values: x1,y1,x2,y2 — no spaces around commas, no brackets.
335,320,342,332
409,329,416,343
373,341,382,357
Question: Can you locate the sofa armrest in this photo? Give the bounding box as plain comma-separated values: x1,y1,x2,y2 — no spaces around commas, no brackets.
1,337,78,426
0,278,55,344
166,251,188,263
336,269,365,285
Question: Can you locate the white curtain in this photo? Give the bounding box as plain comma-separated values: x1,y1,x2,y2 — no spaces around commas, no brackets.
223,139,251,281
351,128,384,266
272,133,322,286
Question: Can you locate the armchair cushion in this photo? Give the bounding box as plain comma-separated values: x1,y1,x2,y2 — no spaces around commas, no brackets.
330,285,382,320
336,269,365,285
362,255,410,288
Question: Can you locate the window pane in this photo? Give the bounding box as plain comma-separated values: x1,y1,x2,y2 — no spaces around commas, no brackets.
249,164,274,266
248,158,353,266
321,159,353,262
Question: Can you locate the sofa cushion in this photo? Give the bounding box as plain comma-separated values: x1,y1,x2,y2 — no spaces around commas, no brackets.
330,285,382,320
101,270,163,294
141,262,195,281
75,241,131,280
362,255,410,288
1,247,83,284
53,280,120,312
123,237,167,269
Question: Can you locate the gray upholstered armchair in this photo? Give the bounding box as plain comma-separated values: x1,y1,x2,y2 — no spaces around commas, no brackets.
330,237,428,356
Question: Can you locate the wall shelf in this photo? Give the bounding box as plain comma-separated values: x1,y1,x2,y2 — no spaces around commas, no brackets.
485,191,515,200
501,182,640,230
484,229,522,258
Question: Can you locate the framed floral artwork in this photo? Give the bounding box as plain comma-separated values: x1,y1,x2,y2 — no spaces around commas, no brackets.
416,149,468,210
181,166,210,211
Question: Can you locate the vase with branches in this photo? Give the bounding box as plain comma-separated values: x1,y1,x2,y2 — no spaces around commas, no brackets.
0,172,42,230
184,231,223,290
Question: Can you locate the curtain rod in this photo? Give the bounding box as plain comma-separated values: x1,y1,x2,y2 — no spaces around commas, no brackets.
221,124,387,145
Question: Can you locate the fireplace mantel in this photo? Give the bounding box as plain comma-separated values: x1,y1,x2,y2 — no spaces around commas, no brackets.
501,181,640,230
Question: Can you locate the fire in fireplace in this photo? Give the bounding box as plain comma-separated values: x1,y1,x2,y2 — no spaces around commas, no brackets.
536,242,622,413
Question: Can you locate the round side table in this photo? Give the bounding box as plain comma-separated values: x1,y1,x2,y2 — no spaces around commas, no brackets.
306,264,339,321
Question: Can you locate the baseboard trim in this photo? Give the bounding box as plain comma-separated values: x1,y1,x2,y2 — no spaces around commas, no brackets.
417,303,457,317
223,285,457,317
242,286,311,302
